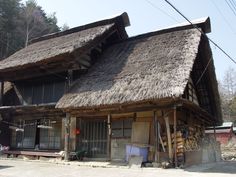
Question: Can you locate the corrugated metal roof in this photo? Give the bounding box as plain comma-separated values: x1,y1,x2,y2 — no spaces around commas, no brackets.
205,129,232,134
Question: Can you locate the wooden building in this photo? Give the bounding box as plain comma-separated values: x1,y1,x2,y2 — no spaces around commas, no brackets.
0,13,130,158
56,17,222,165
0,13,222,166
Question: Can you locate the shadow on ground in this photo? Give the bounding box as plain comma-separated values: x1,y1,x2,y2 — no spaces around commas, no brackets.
0,165,13,170
185,161,236,174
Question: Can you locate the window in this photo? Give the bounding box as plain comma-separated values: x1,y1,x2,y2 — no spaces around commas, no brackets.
10,119,61,150
22,120,37,148
39,119,61,150
111,119,132,138
183,79,199,105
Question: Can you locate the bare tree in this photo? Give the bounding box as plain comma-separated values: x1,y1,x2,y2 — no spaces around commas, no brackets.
220,67,236,121
21,0,47,47
223,67,236,99
61,23,70,31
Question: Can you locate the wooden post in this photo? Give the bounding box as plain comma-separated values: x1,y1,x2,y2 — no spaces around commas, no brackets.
153,111,158,162
64,113,70,161
164,116,172,162
69,117,77,152
107,114,111,161
64,70,73,161
173,106,177,168
213,125,216,141
0,81,4,106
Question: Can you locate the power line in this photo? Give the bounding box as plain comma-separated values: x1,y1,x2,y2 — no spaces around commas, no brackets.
164,0,236,65
229,0,236,10
226,0,236,16
210,0,236,35
145,0,180,23
232,0,236,8
196,57,213,85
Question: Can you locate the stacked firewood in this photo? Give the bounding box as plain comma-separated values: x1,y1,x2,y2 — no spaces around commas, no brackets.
161,126,202,163
175,131,185,161
184,126,201,152
162,128,201,150
161,131,185,163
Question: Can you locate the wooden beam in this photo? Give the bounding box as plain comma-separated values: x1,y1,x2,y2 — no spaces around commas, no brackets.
12,84,24,105
164,116,172,162
68,102,177,117
107,114,111,161
173,106,177,167
213,124,216,141
158,124,165,153
64,113,70,161
153,111,158,162
0,81,4,106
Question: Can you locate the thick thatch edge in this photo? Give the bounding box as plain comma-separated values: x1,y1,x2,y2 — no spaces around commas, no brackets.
0,24,118,76
30,12,130,44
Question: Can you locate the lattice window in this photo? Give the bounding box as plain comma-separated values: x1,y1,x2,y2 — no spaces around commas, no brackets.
22,120,37,148
39,119,61,150
111,118,133,138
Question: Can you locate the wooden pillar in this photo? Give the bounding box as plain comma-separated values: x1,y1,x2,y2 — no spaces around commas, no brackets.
213,125,216,141
164,116,172,162
107,114,111,161
69,117,77,152
173,106,177,167
64,70,73,161
64,113,71,161
153,111,158,162
0,81,4,106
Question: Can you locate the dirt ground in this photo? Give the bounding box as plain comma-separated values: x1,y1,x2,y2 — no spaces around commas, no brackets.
0,159,235,177
221,141,236,161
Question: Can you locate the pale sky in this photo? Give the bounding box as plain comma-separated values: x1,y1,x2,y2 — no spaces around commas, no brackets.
23,0,236,81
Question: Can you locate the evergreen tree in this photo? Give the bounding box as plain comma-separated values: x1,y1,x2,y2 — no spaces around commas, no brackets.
0,0,60,59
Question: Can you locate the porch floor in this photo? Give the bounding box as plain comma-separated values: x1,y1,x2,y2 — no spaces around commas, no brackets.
2,150,63,158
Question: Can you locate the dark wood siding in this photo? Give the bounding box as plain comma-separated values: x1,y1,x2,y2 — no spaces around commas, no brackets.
16,80,66,105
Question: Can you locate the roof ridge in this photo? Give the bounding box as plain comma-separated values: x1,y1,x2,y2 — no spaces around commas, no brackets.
30,12,130,44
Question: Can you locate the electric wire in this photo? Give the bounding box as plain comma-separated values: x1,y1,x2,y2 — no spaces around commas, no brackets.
232,0,236,8
229,0,236,10
210,0,236,35
145,0,180,23
164,0,236,65
226,0,236,16
196,58,213,85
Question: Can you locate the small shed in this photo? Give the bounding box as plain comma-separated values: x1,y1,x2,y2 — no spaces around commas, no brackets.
205,122,234,144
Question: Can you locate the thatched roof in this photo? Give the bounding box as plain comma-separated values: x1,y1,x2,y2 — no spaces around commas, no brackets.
56,18,222,123
0,24,113,71
57,28,202,107
0,13,130,76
